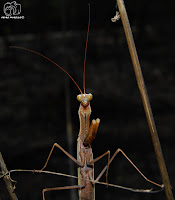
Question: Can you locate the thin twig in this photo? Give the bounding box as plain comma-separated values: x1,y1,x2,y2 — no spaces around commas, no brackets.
0,169,164,193
0,153,18,200
115,1,174,200
65,77,77,200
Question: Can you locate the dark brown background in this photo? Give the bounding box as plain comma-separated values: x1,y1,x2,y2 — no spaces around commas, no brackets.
0,0,175,199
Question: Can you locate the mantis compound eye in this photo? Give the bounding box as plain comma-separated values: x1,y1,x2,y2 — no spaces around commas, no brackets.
87,93,93,101
77,94,82,102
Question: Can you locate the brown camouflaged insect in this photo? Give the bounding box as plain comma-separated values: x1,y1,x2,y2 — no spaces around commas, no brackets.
10,5,163,200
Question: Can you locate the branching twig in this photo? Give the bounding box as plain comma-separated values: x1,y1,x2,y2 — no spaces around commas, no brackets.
112,1,174,200
0,169,164,193
0,152,18,200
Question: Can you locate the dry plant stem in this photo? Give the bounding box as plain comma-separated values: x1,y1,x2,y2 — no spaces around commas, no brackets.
116,0,174,199
65,77,77,200
0,153,18,200
1,169,163,193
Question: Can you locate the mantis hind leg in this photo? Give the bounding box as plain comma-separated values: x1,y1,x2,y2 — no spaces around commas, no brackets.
87,150,110,185
95,148,163,188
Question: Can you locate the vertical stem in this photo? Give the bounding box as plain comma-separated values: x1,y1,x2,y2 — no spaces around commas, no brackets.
65,77,77,200
116,0,174,200
0,152,18,200
61,0,76,198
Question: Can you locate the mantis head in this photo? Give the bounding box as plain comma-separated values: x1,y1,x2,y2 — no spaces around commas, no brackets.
77,93,93,107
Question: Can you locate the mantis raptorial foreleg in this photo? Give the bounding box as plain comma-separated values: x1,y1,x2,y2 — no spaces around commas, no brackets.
94,148,163,188
84,118,100,145
41,143,82,171
42,185,84,200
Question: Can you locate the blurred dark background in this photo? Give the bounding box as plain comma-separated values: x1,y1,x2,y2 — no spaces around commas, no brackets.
0,0,175,199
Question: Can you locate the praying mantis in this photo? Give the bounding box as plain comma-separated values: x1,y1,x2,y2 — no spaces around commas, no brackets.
7,4,166,200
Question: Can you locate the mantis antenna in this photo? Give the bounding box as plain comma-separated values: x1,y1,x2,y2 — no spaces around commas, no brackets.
10,5,91,96
9,46,83,94
83,4,91,94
